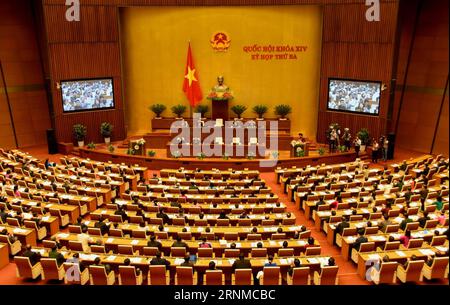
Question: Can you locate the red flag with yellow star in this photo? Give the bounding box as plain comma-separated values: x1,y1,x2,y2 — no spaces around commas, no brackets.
182,43,203,107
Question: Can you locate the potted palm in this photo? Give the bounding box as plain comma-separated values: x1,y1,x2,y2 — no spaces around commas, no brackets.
149,104,167,119
252,104,268,120
357,128,370,152
100,122,113,144
195,104,209,119
73,124,87,147
274,104,292,120
231,105,247,119
171,104,187,119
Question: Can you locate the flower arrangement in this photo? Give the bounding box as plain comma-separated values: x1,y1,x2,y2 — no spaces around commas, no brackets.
207,91,234,101
171,104,187,118
135,138,146,146
271,151,279,159
147,150,156,157
247,152,256,160
87,142,96,149
172,151,181,158
107,144,115,153
197,152,206,160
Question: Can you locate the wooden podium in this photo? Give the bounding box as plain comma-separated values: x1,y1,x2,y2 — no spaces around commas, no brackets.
211,99,229,120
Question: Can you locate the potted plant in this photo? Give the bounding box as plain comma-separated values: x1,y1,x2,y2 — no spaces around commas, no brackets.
252,104,268,120
100,122,113,144
107,144,115,153
231,105,247,119
147,150,156,157
73,124,87,147
195,104,209,119
149,104,167,118
197,152,206,160
274,104,292,120
318,147,326,156
87,142,96,150
357,128,370,152
171,104,187,118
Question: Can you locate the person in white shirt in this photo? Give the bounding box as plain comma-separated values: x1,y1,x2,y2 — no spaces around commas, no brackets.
77,227,94,252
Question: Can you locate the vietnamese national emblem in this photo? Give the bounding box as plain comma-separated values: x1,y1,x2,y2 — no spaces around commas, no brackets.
210,31,231,52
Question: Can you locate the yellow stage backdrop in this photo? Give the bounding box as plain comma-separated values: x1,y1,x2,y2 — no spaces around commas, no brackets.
121,6,322,139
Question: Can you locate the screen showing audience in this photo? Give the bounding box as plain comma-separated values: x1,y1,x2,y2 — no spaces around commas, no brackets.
327,79,381,115
61,78,114,113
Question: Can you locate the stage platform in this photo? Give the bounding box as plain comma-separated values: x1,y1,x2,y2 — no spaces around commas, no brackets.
67,143,359,172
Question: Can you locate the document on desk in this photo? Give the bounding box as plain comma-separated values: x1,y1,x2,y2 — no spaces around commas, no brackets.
57,233,69,239
106,238,114,243
131,240,139,245
130,257,142,264
418,249,435,256
106,256,116,261
395,251,406,257
228,259,235,265
368,254,381,260
174,258,185,265
307,258,319,264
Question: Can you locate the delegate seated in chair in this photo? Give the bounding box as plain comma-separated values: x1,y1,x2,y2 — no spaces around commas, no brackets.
149,251,171,269
22,244,41,266
368,255,398,285
313,257,339,285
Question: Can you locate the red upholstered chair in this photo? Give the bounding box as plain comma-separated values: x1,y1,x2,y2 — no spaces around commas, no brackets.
232,269,253,285
0,234,22,255
41,258,65,281
204,270,224,285
119,266,143,285
287,267,310,285
224,249,240,258
14,256,42,280
313,266,339,285
260,266,281,285
148,265,169,285
89,265,116,285
175,266,196,285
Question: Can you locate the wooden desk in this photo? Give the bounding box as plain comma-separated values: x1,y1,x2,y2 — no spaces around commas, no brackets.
0,224,36,246
356,247,448,279
0,243,9,270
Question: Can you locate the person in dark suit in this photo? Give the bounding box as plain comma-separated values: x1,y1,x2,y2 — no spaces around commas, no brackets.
149,251,170,269
288,258,302,277
232,253,252,271
22,244,41,266
335,215,350,238
378,214,393,232
1,228,17,244
48,245,65,267
93,257,112,274
156,208,171,225
76,217,88,232
418,211,430,228
124,258,141,276
180,255,194,268
147,235,162,250
0,207,11,223
353,229,368,251
114,205,129,222
94,216,110,235
171,237,188,249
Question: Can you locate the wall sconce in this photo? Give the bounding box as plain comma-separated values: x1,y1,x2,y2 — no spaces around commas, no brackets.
381,83,387,91
56,82,61,90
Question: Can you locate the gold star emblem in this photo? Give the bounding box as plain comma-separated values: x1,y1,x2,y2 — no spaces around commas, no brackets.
185,66,197,86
